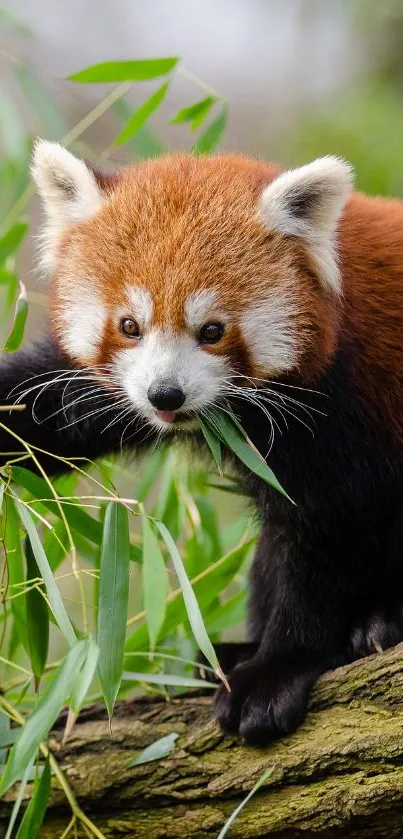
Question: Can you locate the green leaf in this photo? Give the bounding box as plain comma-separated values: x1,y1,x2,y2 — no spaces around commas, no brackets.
142,512,168,650
217,768,274,838
0,711,11,765
97,502,131,716
155,520,229,689
70,638,99,715
124,534,254,660
192,106,227,154
170,96,216,130
207,590,246,635
3,496,29,651
14,495,76,648
0,727,19,752
127,732,178,767
0,222,28,265
113,99,164,159
0,267,18,286
64,638,100,740
202,410,292,501
1,271,18,326
0,640,88,795
134,445,168,502
200,420,222,473
3,282,28,352
115,82,169,147
11,467,142,563
42,520,70,573
4,759,35,839
24,536,50,686
69,57,178,83
15,759,51,839
122,671,215,689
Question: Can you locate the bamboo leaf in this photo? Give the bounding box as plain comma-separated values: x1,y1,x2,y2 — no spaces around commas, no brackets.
14,495,76,648
217,768,274,838
155,520,229,690
0,711,11,765
64,638,100,741
115,82,169,146
199,419,222,473
124,535,254,660
126,732,178,767
113,98,164,159
142,512,168,650
4,760,35,839
1,270,18,324
69,57,178,83
122,671,215,689
201,410,292,501
97,502,131,717
0,640,88,795
70,637,99,715
12,467,142,563
0,222,28,265
15,759,51,839
170,96,216,130
24,536,50,687
2,280,28,352
192,106,227,154
3,496,29,652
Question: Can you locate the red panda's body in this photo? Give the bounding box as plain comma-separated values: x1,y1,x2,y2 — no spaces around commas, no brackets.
2,143,403,744
338,193,403,445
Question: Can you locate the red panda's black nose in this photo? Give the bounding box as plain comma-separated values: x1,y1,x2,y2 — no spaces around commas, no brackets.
147,380,186,411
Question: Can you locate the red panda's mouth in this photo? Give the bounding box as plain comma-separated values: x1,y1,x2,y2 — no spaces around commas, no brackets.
154,409,196,429
156,409,177,424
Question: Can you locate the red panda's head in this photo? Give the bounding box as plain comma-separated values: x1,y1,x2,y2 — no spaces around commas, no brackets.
32,141,353,431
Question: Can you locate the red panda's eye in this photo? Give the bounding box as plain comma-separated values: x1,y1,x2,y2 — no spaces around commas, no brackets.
199,323,224,345
120,317,141,339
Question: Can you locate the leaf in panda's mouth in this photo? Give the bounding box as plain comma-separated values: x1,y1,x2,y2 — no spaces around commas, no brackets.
199,410,294,503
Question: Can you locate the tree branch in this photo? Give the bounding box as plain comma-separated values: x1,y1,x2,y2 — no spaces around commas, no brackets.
3,644,403,838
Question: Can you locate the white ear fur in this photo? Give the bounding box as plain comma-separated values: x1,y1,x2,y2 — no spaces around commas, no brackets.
259,156,354,294
31,139,104,273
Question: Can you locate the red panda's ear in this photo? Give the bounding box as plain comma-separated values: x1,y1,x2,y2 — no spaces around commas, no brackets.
259,156,354,294
31,140,112,274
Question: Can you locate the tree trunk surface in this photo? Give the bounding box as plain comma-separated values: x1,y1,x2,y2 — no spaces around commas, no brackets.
3,644,403,838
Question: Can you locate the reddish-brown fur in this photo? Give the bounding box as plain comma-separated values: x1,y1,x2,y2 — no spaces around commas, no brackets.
52,153,403,442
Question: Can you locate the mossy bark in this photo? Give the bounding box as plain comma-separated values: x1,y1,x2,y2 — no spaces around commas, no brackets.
3,644,403,837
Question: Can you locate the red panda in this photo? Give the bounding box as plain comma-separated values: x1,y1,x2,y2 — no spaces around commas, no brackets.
2,140,403,745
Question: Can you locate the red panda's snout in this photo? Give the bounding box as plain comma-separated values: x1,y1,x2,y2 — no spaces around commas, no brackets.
32,141,353,429
114,329,232,430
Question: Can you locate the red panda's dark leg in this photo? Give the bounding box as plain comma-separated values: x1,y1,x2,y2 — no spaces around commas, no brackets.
0,338,153,474
213,523,355,745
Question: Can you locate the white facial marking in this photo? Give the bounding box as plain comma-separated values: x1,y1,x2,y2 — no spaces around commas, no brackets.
185,289,227,330
260,156,354,295
241,291,299,373
114,328,230,430
32,140,105,275
125,286,153,328
57,285,106,361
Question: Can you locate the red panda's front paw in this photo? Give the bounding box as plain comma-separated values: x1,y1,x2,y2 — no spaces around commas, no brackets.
213,656,320,746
